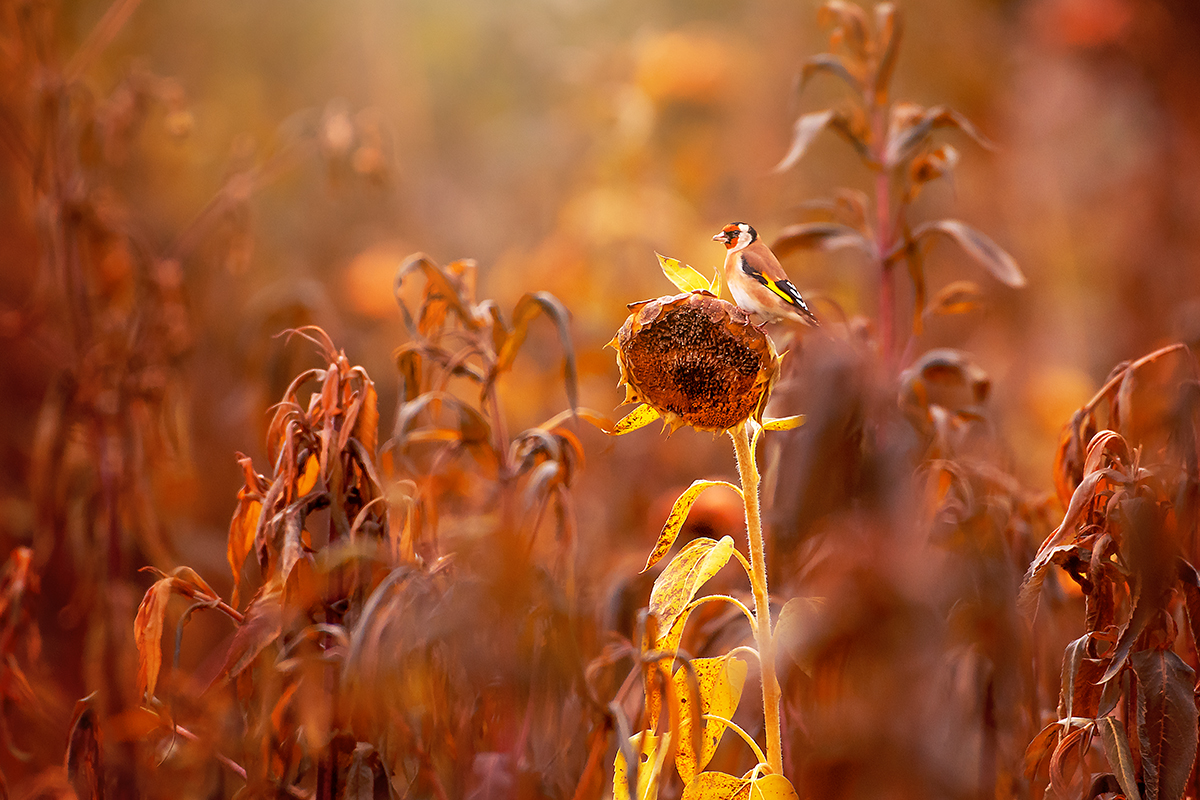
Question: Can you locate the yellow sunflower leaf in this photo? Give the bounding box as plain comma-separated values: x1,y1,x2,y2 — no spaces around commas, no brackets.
681,771,750,799
643,481,743,573
747,774,799,800
761,415,806,432
614,731,671,800
674,655,749,783
656,252,710,293
613,404,661,435
648,536,735,650
709,266,723,300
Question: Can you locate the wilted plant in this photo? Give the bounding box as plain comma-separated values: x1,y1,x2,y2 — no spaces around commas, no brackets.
773,0,1024,367
131,253,609,797
1021,343,1200,800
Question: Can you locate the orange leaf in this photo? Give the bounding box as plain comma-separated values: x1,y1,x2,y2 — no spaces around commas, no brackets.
354,378,379,456
134,579,174,702
297,454,320,496
227,492,262,609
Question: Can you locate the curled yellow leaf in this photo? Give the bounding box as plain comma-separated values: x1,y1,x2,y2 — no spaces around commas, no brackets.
761,415,806,432
648,536,736,652
613,404,661,435
643,481,743,573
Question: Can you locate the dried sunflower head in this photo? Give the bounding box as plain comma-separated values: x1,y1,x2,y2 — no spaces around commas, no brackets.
610,291,781,434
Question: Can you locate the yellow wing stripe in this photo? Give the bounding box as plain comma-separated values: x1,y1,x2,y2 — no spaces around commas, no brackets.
765,279,799,306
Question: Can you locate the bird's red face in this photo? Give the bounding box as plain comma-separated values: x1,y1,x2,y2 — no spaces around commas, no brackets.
712,222,756,251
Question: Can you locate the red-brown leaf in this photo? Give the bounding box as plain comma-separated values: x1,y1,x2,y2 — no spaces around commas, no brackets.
65,696,103,800
1133,649,1198,800
220,584,284,680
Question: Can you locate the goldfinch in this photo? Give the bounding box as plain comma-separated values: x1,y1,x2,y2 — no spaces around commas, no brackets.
713,222,819,327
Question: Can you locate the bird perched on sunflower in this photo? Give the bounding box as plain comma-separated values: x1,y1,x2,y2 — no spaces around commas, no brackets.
713,222,819,328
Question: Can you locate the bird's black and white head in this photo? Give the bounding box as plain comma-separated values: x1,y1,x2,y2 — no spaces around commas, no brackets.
712,222,757,252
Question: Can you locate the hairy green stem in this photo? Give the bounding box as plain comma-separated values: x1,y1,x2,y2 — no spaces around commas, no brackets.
730,423,782,775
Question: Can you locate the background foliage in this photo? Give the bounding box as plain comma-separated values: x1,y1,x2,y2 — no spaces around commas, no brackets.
3,0,1200,797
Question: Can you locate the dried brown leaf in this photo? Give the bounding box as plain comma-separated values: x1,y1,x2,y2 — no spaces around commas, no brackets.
1133,649,1198,800
873,3,902,104
924,280,984,318
493,292,578,415
799,54,862,94
65,697,103,800
775,110,837,174
913,219,1025,288
771,223,871,259
1097,716,1141,800
220,583,284,680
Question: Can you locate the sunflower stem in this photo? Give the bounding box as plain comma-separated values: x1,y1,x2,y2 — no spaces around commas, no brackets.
730,422,782,775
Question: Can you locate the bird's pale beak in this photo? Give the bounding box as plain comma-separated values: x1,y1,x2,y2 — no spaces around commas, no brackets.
712,233,726,242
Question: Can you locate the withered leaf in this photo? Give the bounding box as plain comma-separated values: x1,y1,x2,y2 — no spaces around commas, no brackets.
297,453,320,496
925,280,983,318
1133,649,1198,800
885,105,993,168
134,578,174,702
775,110,837,174
771,223,871,259
344,742,391,800
913,219,1025,288
818,1,869,60
799,53,861,94
494,292,578,415
873,3,902,104
354,376,379,456
643,480,742,573
65,696,103,800
1097,716,1141,800
1049,726,1090,800
394,253,476,335
1019,470,1110,617
220,583,284,680
1025,723,1061,780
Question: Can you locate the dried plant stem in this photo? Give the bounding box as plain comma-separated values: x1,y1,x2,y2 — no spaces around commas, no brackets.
730,423,782,775
872,108,896,371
